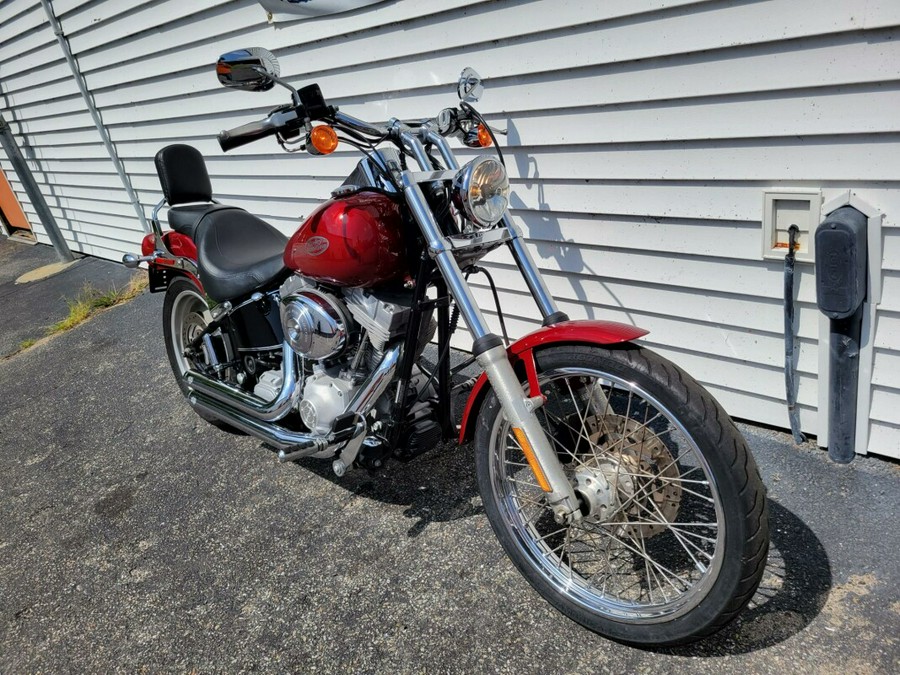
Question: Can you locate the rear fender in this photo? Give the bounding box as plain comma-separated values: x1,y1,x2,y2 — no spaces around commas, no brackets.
142,231,203,293
457,320,649,444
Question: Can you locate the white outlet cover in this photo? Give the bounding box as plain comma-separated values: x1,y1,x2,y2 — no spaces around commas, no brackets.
761,190,822,263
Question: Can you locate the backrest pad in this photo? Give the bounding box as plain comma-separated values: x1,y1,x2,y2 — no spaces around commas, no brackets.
154,144,213,205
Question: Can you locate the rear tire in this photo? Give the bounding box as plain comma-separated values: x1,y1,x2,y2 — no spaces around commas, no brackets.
162,277,243,433
474,344,768,646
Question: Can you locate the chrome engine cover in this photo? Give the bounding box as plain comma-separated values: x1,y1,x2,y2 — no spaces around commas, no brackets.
280,289,348,360
299,366,358,436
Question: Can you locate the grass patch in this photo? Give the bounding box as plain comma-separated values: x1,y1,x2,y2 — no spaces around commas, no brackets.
7,276,148,358
47,275,149,337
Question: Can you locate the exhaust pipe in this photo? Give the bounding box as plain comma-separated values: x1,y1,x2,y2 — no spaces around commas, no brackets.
189,390,328,453
185,340,298,422
189,343,402,463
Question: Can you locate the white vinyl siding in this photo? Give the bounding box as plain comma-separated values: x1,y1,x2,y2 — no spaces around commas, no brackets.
1,0,898,458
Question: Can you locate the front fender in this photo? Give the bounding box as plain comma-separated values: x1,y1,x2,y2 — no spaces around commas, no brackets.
457,320,648,444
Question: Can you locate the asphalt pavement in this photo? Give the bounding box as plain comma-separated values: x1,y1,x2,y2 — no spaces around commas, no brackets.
1,244,898,673
0,236,137,358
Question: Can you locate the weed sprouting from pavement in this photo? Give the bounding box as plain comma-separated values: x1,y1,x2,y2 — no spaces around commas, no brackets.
48,276,148,335
9,276,149,357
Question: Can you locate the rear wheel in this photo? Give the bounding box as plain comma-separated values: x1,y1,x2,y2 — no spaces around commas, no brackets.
474,344,768,646
162,277,242,432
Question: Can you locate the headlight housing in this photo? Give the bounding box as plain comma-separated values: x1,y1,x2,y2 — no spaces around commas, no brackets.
452,156,509,228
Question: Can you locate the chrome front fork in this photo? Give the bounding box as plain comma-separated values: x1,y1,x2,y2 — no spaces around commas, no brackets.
397,130,580,522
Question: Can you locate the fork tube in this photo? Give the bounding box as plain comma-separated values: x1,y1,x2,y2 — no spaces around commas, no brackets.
398,133,579,520
502,213,567,324
422,128,564,325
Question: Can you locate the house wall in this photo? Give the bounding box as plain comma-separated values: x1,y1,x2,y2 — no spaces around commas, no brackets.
1,0,898,458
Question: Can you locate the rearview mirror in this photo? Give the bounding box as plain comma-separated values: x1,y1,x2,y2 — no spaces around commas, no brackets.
457,67,484,103
216,48,281,92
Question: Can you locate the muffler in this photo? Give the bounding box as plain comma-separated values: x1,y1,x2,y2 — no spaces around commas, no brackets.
189,390,328,454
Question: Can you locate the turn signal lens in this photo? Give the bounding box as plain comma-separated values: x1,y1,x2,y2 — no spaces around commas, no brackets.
512,427,552,492
477,123,493,147
309,125,338,155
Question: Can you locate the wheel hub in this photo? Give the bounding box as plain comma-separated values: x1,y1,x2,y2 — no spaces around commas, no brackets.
572,413,682,537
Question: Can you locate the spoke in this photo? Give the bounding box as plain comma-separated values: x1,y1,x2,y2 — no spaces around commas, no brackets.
514,493,550,510
563,378,601,462
534,526,569,545
604,456,704,523
629,494,711,574
583,522,691,594
534,413,593,470
612,470,710,486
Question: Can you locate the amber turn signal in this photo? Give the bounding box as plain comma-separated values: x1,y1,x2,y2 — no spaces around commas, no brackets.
477,123,493,147
309,125,339,155
511,427,552,492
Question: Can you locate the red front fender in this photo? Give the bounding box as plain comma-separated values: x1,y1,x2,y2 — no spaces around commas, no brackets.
457,320,648,444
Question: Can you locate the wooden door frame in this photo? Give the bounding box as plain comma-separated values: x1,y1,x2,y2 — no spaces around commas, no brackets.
0,166,33,236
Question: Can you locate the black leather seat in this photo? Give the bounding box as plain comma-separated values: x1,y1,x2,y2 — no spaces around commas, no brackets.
168,203,234,241
155,144,288,302
194,209,288,302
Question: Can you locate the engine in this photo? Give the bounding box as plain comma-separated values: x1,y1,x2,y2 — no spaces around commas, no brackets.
272,274,434,438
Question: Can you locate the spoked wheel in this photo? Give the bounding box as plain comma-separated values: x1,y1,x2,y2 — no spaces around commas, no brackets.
475,344,768,646
162,277,242,432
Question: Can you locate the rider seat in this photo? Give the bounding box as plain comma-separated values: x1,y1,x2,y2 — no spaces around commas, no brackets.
154,144,288,302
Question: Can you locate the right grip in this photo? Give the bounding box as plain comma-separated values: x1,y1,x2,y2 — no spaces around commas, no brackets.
217,118,277,152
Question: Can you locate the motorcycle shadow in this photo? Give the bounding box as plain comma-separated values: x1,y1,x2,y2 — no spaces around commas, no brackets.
659,497,832,655
288,437,484,539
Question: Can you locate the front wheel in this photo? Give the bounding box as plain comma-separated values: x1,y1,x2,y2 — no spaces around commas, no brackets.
474,344,768,646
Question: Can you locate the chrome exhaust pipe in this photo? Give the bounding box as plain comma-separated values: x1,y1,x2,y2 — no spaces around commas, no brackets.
189,390,327,453
189,343,402,464
185,340,298,422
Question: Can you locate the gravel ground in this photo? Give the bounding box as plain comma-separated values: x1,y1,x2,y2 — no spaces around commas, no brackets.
1,252,898,673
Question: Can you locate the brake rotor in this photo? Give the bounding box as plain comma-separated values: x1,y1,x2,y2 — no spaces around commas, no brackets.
580,413,682,538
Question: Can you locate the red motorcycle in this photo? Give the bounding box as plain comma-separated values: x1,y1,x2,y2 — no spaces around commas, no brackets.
125,48,768,645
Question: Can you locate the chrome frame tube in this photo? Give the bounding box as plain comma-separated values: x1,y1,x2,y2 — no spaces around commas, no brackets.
185,340,299,422
422,128,460,170
399,171,493,342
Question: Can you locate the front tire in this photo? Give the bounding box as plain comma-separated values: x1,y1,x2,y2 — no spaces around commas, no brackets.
474,344,768,646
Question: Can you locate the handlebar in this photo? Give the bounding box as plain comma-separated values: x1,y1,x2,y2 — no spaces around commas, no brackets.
217,98,496,153
218,118,278,151
218,107,303,152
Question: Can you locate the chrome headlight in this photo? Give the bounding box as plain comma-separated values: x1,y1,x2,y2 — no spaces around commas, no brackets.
452,156,509,228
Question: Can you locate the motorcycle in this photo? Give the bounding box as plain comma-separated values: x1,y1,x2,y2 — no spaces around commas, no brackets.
124,48,769,646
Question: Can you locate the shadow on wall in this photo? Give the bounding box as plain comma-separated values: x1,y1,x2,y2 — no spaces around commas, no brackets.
0,86,73,246
505,119,634,325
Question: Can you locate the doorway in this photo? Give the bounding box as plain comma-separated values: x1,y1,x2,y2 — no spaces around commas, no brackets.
0,166,35,242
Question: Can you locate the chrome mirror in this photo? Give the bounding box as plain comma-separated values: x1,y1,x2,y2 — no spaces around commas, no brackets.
457,67,484,103
216,48,281,92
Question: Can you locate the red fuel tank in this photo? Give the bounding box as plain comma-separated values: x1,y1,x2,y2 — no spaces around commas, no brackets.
284,192,406,288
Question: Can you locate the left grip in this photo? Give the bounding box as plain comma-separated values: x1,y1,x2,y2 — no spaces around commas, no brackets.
218,118,277,152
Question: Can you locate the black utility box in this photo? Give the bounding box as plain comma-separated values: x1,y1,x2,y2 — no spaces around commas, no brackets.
815,206,868,319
